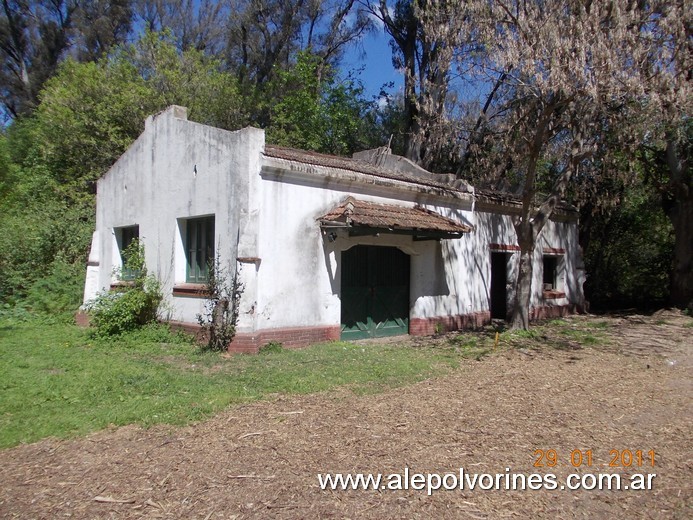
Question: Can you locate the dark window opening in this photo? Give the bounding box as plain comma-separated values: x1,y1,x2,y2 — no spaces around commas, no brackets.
490,252,509,319
543,256,558,291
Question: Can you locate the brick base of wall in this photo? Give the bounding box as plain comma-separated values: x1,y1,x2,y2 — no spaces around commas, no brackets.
168,321,341,354
409,312,492,336
79,305,578,352
530,304,577,321
168,320,205,338
409,305,578,335
229,326,342,353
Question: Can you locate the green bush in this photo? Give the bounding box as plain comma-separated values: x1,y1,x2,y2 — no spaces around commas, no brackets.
88,284,161,337
87,241,162,337
0,303,32,323
0,194,93,305
26,257,85,314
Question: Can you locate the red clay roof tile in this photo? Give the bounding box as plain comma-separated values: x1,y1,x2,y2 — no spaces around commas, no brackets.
318,197,472,234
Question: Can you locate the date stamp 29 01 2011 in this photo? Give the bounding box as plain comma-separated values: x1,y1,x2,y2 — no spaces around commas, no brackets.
533,449,656,468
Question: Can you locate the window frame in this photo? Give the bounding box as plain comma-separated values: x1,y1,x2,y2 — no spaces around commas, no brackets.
116,225,140,281
542,255,558,291
185,216,215,283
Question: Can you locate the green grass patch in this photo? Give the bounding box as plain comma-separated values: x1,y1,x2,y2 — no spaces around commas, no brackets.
0,320,461,448
447,334,494,360
507,329,540,339
547,327,602,347
546,319,567,327
491,319,606,351
585,320,611,329
0,316,614,448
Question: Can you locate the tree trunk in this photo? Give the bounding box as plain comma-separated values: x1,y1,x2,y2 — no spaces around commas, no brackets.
667,194,693,309
511,242,534,329
378,0,423,165
663,135,692,310
402,30,420,164
508,102,555,330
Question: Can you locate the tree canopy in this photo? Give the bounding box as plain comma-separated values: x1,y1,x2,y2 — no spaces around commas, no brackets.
0,0,689,319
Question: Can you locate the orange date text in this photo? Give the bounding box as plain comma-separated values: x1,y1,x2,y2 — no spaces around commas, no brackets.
533,449,655,468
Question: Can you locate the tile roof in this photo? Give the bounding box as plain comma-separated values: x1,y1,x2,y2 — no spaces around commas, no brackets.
264,145,576,216
263,145,462,192
318,197,472,236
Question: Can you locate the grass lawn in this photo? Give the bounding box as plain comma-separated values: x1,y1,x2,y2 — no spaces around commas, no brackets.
0,315,609,449
0,319,466,449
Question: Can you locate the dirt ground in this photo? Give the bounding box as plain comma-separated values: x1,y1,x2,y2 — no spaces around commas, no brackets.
0,311,691,519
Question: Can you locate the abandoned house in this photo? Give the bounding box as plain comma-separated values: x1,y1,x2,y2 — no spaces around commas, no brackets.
80,106,585,352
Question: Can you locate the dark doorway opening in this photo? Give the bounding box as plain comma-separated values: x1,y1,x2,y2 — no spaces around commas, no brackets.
490,252,509,320
340,245,410,340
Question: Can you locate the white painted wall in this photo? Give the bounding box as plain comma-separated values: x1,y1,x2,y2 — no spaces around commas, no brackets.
84,106,264,325
84,107,584,335
251,161,582,331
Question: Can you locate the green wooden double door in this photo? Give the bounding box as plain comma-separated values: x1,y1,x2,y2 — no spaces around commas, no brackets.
340,245,411,340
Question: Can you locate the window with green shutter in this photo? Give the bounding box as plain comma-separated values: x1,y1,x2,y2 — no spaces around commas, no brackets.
117,225,140,281
185,216,215,283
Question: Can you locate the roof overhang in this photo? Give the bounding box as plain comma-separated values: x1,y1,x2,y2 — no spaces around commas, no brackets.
318,197,472,241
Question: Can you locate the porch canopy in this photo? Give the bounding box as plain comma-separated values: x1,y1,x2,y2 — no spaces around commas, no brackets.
318,196,472,240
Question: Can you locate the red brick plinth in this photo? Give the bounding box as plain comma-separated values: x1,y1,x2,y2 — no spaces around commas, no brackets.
229,326,342,353
409,312,492,336
530,304,576,321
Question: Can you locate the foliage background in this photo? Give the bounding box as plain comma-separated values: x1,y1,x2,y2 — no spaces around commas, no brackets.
0,1,685,316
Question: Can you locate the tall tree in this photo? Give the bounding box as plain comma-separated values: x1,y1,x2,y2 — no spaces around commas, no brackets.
640,120,692,309
662,127,691,310
72,0,133,61
443,0,690,327
0,0,76,118
370,0,472,167
135,0,227,53
123,30,247,130
226,0,372,88
265,51,374,155
28,31,246,202
0,0,136,119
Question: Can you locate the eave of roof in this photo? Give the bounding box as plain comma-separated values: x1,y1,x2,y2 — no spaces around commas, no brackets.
318,196,472,239
264,144,465,193
263,144,577,220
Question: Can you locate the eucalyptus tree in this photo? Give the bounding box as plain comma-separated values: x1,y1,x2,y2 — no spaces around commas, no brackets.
135,0,228,53
0,0,76,117
226,0,373,88
639,119,692,309
366,0,475,167
72,0,133,61
0,0,137,119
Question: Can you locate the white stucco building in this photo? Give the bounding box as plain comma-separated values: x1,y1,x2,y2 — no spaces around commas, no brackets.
81,106,585,352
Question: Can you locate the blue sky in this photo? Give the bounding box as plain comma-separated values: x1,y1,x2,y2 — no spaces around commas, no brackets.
341,30,403,101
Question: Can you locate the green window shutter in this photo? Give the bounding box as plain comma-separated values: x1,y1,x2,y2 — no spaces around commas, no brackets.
186,216,215,283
